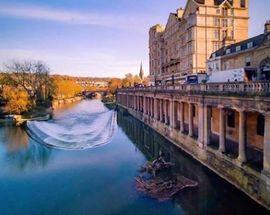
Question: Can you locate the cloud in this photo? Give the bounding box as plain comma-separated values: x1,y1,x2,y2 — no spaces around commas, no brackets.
0,3,152,31
0,49,148,78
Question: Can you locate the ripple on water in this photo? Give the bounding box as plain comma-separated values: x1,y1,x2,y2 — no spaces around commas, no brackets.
26,101,117,150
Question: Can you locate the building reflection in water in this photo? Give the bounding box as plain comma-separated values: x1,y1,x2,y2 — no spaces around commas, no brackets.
117,112,266,214
0,124,52,170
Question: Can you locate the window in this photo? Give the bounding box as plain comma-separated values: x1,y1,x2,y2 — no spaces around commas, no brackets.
236,45,241,52
216,9,220,14
257,114,265,136
247,42,253,49
214,18,220,26
222,19,228,27
222,8,228,16
226,49,231,54
214,30,220,39
245,57,251,66
227,110,235,128
241,0,246,8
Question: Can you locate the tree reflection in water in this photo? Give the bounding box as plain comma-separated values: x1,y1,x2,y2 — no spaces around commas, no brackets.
117,112,266,215
0,124,52,170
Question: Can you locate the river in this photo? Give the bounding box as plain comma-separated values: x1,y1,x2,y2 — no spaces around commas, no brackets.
0,100,267,215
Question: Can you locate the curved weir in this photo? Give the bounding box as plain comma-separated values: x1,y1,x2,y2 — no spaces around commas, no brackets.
27,100,117,150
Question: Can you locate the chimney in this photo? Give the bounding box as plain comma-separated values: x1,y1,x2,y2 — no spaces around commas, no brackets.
176,8,184,18
265,20,270,34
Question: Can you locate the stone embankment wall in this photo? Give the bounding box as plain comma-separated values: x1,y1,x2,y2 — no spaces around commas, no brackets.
52,96,83,109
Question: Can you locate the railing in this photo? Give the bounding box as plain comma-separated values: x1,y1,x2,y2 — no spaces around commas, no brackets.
118,81,270,97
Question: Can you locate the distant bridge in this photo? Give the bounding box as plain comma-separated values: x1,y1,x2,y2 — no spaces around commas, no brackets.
82,90,109,99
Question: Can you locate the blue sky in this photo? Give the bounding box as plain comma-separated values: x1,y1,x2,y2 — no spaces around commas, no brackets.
0,0,269,77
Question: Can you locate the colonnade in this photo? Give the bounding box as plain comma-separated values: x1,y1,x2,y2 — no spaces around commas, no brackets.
117,93,270,176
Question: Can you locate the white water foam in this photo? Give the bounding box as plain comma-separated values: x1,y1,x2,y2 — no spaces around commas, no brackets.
26,100,117,150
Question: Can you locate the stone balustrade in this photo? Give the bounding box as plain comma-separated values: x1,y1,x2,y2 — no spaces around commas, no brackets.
119,81,270,96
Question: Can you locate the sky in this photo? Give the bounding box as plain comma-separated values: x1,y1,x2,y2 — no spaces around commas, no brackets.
0,0,269,78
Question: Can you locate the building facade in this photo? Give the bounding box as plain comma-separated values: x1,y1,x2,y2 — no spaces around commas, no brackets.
149,0,249,84
208,21,270,80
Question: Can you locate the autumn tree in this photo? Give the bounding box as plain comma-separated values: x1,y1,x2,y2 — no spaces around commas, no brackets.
3,61,55,106
108,78,122,94
52,76,83,99
2,86,30,114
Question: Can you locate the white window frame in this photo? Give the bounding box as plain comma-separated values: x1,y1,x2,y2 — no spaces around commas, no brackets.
247,42,253,49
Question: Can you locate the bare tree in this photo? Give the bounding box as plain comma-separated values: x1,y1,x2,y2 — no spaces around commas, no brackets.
3,60,54,106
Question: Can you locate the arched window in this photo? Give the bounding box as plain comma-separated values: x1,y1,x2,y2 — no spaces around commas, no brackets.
257,114,265,136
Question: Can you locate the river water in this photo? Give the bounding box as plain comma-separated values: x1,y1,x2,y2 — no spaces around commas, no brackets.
0,100,267,215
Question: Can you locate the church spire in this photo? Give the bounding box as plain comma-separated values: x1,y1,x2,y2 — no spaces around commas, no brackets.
139,62,144,80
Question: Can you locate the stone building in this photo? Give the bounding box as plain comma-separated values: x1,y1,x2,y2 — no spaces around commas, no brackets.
208,21,270,80
149,0,249,84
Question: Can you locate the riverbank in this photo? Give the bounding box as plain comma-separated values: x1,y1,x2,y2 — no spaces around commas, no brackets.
52,96,83,109
0,96,84,126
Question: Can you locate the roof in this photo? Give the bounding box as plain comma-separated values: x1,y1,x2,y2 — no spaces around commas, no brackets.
210,32,270,59
194,0,233,5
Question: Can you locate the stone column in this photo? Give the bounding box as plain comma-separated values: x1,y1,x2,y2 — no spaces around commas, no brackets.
238,109,247,163
154,98,158,120
198,104,204,147
164,100,167,125
180,102,185,133
204,105,211,147
170,99,174,128
188,103,194,137
219,107,226,153
144,97,147,115
263,113,270,175
159,99,163,122
149,98,153,117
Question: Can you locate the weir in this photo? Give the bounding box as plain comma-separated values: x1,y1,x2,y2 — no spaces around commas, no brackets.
117,82,270,209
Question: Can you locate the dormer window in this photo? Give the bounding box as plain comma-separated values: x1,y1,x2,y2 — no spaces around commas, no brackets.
226,49,231,54
247,42,253,49
236,46,241,52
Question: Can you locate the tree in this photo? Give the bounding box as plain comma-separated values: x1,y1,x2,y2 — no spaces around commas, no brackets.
3,60,55,106
133,75,142,85
108,78,122,94
52,76,82,99
2,86,30,114
122,73,135,88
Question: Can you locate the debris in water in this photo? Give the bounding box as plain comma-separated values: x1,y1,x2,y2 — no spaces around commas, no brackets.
136,156,198,201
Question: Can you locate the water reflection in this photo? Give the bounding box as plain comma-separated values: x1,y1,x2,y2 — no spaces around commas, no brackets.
0,125,52,170
117,113,267,214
